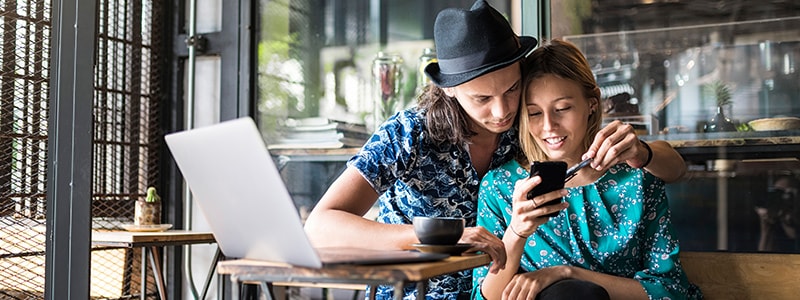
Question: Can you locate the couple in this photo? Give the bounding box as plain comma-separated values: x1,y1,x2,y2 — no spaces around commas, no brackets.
304,1,701,299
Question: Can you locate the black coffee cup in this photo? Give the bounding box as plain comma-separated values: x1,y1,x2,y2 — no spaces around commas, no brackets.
412,216,465,245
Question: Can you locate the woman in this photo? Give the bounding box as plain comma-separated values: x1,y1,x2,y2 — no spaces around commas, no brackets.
306,2,533,298
473,39,702,300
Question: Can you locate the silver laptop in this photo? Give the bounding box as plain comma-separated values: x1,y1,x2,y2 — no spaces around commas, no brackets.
164,117,447,268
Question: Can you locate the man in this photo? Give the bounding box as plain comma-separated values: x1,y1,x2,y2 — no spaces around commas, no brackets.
305,1,685,299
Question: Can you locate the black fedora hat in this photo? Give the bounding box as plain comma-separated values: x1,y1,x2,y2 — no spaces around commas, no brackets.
425,0,537,88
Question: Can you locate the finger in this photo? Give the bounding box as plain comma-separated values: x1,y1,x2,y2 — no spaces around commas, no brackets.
503,278,521,300
534,202,570,221
594,128,625,160
593,128,635,170
512,275,536,300
515,176,541,203
615,146,638,168
583,125,611,160
532,189,567,207
484,238,507,273
463,227,507,272
489,254,506,274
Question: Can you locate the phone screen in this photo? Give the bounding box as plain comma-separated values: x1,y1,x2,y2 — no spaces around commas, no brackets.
527,161,567,217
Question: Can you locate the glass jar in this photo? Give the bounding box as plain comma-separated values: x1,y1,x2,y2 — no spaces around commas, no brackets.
371,52,404,131
417,47,437,95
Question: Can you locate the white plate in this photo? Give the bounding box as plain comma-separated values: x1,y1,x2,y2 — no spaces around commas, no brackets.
120,224,173,232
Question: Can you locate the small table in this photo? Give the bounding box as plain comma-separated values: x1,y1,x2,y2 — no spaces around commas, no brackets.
217,254,491,300
91,230,217,300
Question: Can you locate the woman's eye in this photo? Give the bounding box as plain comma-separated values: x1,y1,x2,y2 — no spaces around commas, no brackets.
555,106,572,112
528,111,542,117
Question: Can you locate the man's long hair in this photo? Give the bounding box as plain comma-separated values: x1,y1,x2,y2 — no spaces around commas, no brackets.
417,84,475,146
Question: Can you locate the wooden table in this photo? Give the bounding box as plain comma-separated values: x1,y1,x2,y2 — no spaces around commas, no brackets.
217,254,491,300
92,230,217,300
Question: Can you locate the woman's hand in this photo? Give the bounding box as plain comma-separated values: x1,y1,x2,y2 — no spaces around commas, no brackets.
509,176,569,238
503,267,568,300
460,226,508,274
582,120,647,170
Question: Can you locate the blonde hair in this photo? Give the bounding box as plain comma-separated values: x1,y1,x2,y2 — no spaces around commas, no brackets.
518,39,602,164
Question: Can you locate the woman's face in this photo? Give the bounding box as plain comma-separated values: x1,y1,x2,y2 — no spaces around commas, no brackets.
525,73,595,163
444,63,521,135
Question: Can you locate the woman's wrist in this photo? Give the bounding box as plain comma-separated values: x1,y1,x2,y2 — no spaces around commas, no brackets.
639,139,653,168
508,224,528,239
555,265,575,280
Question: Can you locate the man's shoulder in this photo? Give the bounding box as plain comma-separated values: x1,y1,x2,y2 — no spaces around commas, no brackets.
378,108,425,135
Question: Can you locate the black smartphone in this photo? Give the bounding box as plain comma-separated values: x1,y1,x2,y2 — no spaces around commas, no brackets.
527,161,567,217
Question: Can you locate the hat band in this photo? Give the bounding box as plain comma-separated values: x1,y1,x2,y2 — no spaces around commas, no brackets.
437,36,519,75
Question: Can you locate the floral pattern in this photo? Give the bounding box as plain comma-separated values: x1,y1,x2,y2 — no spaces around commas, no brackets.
349,108,518,300
472,161,702,300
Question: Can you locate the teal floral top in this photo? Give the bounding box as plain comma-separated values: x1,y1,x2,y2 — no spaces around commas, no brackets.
472,160,702,300
351,108,519,300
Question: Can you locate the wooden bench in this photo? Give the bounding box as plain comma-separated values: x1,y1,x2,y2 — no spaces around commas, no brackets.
263,252,798,299
681,251,800,299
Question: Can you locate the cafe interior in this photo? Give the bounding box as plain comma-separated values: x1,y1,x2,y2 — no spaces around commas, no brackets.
2,0,800,299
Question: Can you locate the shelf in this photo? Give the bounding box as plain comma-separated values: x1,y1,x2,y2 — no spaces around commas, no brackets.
269,147,360,162
643,130,800,161
264,131,800,163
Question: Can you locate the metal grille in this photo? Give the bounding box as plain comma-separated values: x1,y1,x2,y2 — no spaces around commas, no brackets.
0,0,51,298
0,0,166,299
91,0,165,299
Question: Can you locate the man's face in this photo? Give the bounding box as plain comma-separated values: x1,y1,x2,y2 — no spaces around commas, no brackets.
443,63,521,135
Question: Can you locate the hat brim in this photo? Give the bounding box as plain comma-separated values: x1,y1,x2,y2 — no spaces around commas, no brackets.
425,36,538,88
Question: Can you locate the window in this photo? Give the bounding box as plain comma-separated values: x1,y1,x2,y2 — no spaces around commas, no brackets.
0,1,52,297
255,0,514,213
548,0,800,253
0,0,168,298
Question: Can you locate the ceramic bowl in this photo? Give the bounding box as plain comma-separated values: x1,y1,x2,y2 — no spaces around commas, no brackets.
748,117,800,131
413,217,464,245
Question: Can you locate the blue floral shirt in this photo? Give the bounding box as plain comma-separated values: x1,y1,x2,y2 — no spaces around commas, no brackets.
349,108,518,300
472,160,702,300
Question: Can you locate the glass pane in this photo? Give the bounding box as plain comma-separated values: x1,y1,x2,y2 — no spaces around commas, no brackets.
255,0,512,214
550,1,800,253
256,0,511,136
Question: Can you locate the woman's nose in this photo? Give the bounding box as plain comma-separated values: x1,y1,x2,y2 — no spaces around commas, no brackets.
541,113,557,130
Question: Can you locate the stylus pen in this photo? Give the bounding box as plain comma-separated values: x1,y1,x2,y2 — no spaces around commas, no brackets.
564,158,593,183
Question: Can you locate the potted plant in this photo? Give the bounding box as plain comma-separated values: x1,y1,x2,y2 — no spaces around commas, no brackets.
703,80,737,132
134,186,161,225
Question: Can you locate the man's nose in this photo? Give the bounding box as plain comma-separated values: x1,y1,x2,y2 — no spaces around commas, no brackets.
491,98,511,118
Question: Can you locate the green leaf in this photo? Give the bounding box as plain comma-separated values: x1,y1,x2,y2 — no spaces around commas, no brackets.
706,80,732,107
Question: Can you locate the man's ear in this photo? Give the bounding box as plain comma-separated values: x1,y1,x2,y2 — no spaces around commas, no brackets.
443,87,456,98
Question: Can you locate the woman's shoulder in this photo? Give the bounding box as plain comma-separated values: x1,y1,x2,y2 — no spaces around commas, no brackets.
484,159,527,182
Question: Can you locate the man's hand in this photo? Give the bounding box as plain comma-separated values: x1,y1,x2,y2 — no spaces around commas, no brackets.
460,226,507,273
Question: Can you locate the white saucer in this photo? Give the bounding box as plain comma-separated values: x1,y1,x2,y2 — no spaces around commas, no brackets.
411,243,473,255
120,224,173,232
